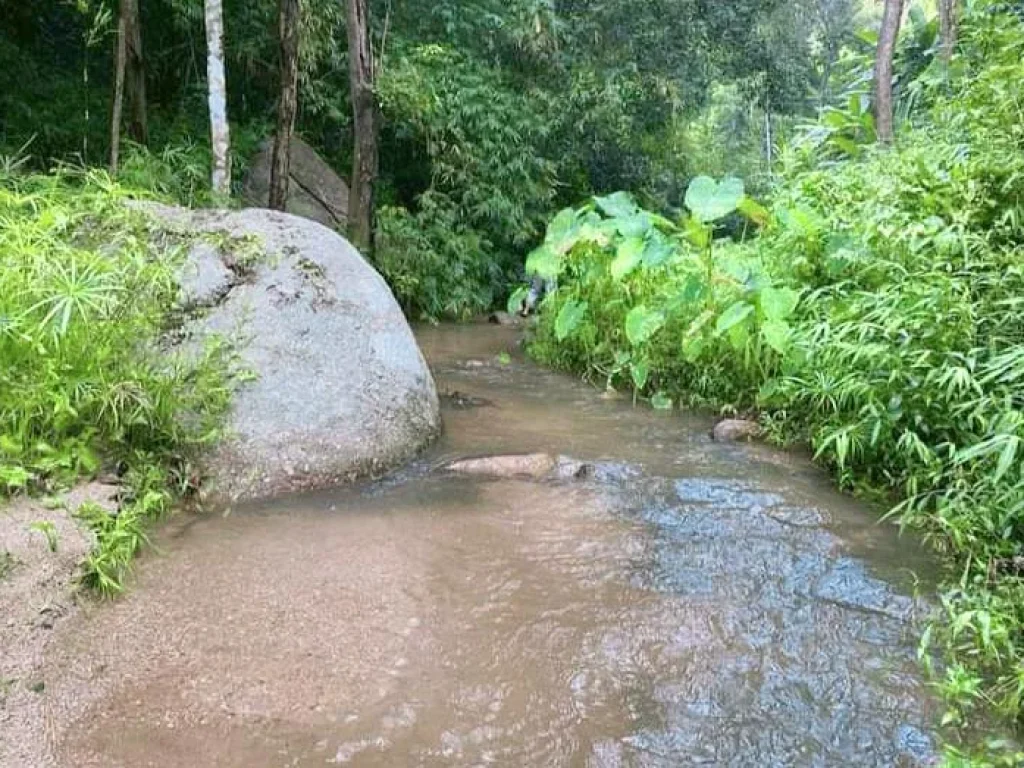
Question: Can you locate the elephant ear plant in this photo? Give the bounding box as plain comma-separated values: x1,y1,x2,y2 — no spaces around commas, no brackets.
523,175,798,409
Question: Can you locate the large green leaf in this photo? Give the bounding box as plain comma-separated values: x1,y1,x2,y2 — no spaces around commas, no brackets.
594,191,639,220
555,299,588,341
779,206,824,237
761,320,792,354
525,245,561,280
615,213,652,239
727,322,749,351
830,136,860,156
576,213,614,247
610,236,645,280
682,334,705,362
759,286,800,322
671,275,706,308
681,310,713,361
506,286,529,314
823,110,851,129
715,301,754,335
545,208,581,255
683,217,711,249
624,305,665,346
642,231,676,268
630,359,649,390
684,176,745,223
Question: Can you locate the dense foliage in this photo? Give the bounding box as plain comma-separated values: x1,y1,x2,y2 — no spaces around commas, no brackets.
0,169,235,593
524,3,1024,761
0,0,864,318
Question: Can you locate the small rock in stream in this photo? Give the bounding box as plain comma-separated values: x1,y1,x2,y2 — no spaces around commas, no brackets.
487,311,523,327
712,418,763,442
440,389,495,410
444,453,593,481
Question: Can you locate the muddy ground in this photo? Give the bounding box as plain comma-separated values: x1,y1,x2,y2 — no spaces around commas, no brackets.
0,482,118,768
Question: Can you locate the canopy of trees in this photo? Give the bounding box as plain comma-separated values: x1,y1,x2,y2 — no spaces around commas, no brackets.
0,0,874,317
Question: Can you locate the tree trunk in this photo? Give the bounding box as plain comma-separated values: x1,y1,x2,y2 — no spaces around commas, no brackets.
346,0,378,252
205,0,231,195
270,0,300,211
938,0,959,65
123,0,148,144
874,0,905,145
110,15,127,173
819,37,838,109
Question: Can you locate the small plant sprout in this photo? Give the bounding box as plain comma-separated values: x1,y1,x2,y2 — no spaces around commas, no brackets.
29,521,59,553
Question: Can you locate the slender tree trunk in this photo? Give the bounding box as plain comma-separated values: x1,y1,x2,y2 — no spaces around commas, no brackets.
205,0,231,195
270,0,300,211
938,0,960,65
819,57,832,110
123,0,148,144
110,15,127,173
819,39,837,109
346,0,378,252
874,0,905,145
83,39,91,161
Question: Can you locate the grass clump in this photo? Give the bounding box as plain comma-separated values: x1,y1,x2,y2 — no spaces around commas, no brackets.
0,168,235,595
0,550,18,580
523,4,1024,762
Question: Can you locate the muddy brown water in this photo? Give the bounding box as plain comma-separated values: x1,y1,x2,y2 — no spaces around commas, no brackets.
41,324,942,766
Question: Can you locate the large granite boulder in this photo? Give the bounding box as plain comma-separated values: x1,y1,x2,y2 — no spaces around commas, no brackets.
241,136,350,229
145,203,440,504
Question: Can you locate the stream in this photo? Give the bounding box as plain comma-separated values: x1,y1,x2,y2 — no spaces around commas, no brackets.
42,324,942,766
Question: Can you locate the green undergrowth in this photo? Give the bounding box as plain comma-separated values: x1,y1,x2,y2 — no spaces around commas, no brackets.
0,168,235,596
521,6,1024,763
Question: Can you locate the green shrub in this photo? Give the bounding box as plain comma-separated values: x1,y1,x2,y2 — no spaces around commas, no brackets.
115,120,266,208
374,197,501,320
526,183,781,409
375,44,557,317
116,141,215,208
0,168,234,593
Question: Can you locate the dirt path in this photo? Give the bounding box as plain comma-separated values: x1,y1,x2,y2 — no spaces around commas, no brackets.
0,482,118,767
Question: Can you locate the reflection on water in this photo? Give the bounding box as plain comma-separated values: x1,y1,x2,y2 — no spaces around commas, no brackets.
44,324,940,767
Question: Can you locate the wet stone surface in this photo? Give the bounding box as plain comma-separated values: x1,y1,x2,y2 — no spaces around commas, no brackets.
36,324,942,767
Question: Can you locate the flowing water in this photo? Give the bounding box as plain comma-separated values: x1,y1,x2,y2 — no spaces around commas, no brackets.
42,324,942,766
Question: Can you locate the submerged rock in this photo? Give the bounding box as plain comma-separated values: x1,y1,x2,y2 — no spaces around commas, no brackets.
445,453,593,480
439,389,495,410
712,418,762,442
241,136,350,229
487,311,522,327
146,203,441,503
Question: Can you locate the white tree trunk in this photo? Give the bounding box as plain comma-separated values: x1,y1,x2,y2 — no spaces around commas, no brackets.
110,14,127,174
204,0,231,195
